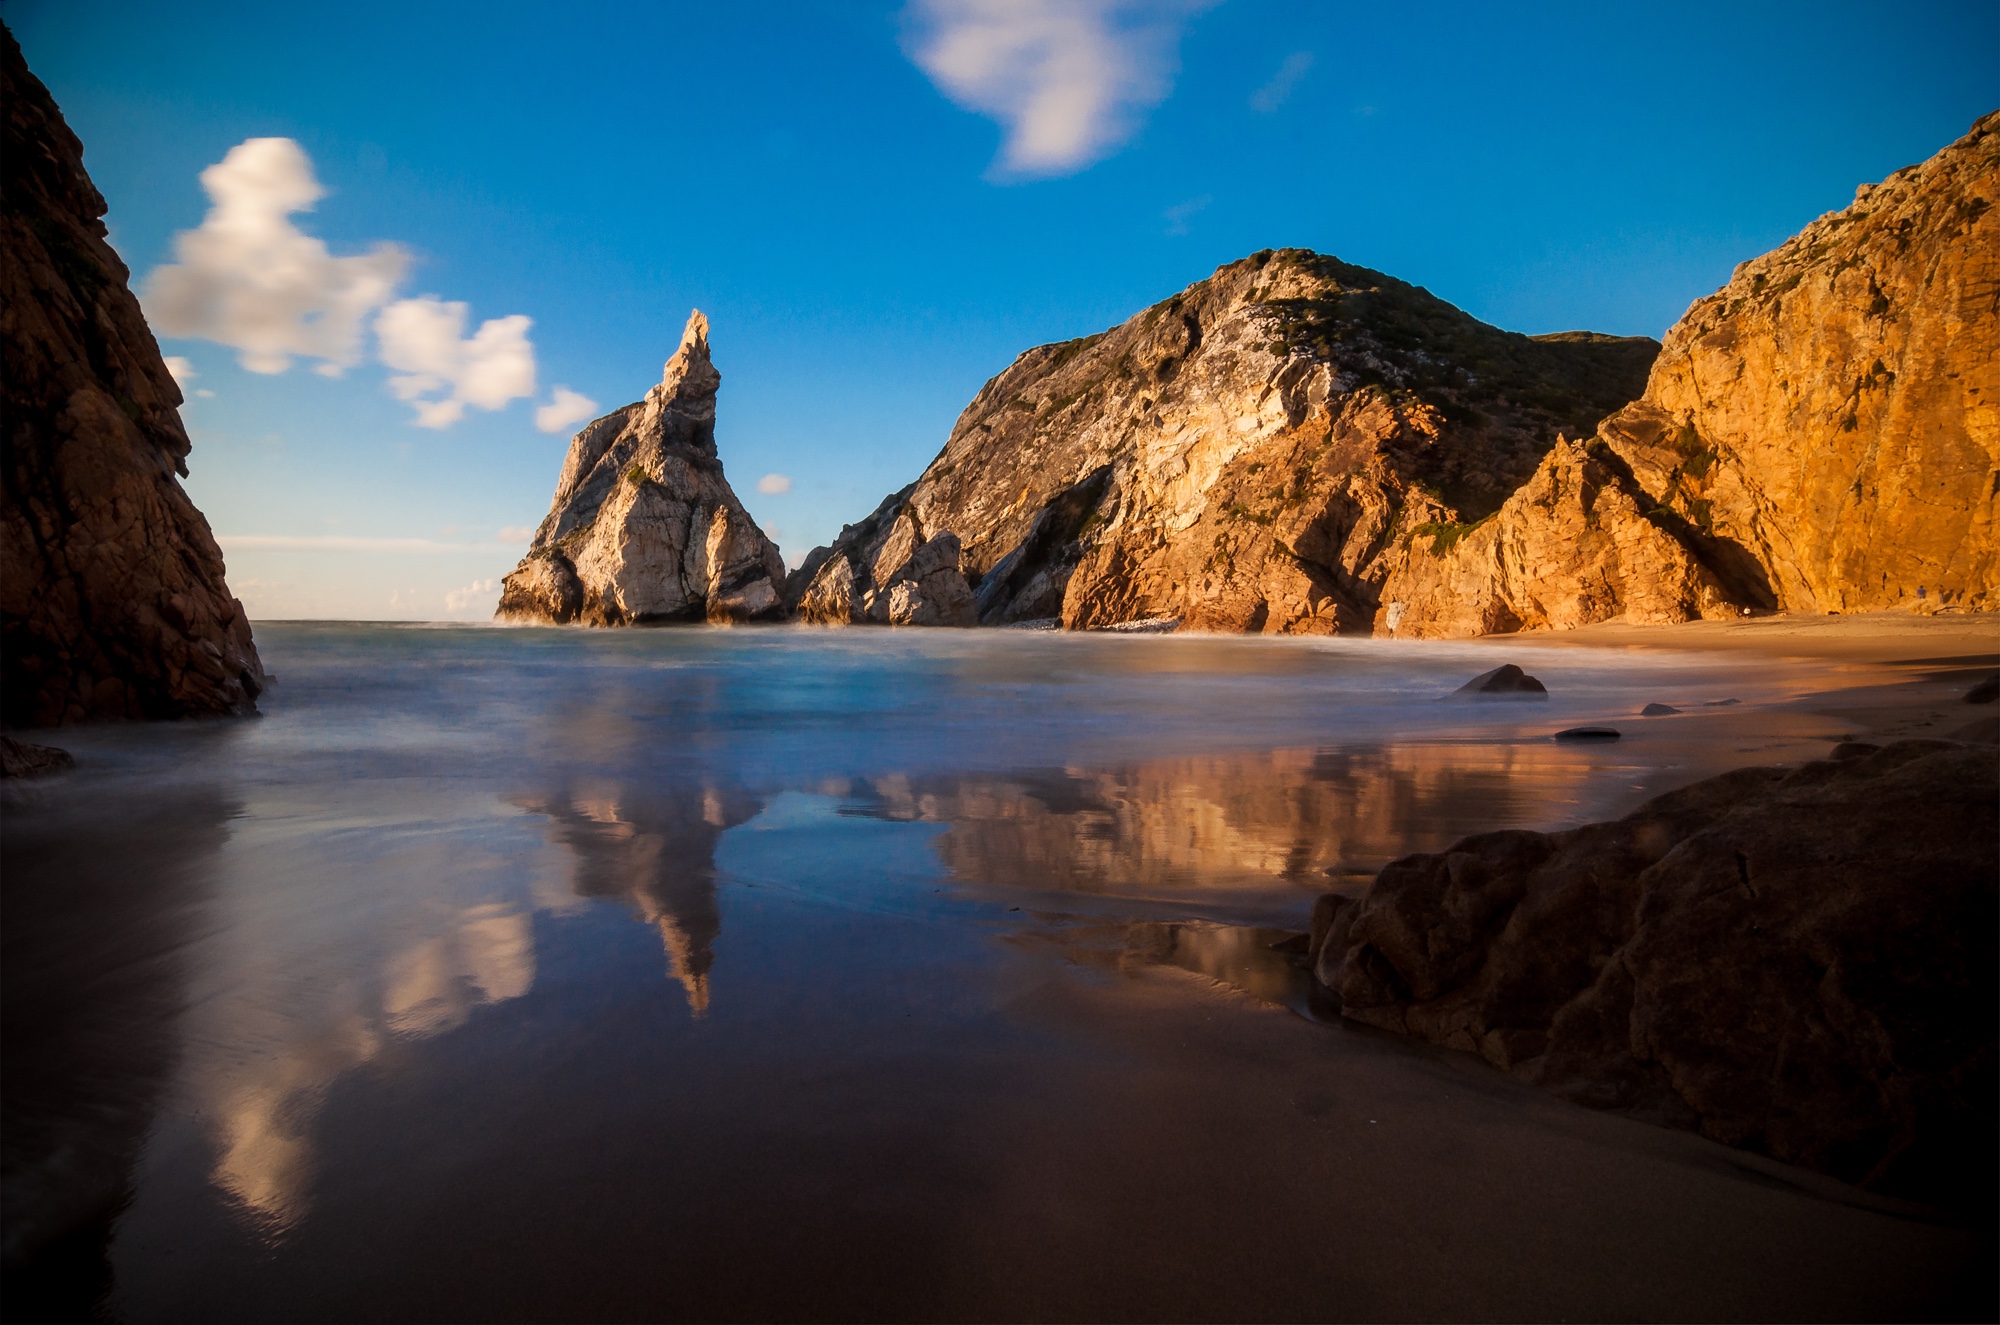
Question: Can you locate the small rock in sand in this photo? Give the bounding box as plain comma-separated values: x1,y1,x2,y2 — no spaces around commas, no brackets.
1554,727,1621,742
1963,673,1999,704
1452,664,1547,698
1,735,73,778
1640,703,1680,716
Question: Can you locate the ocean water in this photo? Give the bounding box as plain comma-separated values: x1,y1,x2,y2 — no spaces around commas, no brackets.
4,624,1977,1321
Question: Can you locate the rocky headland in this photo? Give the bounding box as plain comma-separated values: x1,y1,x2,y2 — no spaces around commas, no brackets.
790,252,1657,631
1386,110,1999,635
496,311,786,625
795,111,1996,636
1,27,263,725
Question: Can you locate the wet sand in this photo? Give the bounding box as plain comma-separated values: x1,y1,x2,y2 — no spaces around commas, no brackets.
3,618,1994,1322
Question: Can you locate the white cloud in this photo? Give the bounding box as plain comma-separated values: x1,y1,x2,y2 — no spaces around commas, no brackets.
375,296,536,429
497,526,535,544
195,388,216,398
164,355,198,387
1163,193,1210,236
535,386,599,435
1250,51,1313,113
755,473,793,495
144,138,408,375
444,578,499,614
904,0,1210,177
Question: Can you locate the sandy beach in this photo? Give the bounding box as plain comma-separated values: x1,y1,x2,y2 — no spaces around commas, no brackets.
2,618,1993,1322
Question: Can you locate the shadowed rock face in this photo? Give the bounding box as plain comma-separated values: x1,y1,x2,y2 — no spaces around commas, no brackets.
1386,111,2000,635
787,248,1656,632
496,311,785,626
1312,737,1998,1210
0,27,263,725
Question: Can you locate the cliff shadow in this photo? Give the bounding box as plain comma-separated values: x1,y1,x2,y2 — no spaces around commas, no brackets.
2,779,235,1322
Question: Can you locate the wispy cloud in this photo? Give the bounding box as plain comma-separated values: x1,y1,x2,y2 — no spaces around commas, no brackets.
1250,51,1313,113
904,0,1212,178
217,535,519,554
146,138,544,430
496,526,535,544
144,138,408,375
444,578,499,613
755,473,793,495
164,355,198,388
535,386,600,435
376,297,536,429
1163,193,1210,235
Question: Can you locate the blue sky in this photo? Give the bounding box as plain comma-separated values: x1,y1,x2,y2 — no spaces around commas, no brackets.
12,0,1998,619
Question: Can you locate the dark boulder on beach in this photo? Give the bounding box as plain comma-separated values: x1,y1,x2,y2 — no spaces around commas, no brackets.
1451,663,1547,697
1311,737,1998,1210
1554,726,1620,742
1,28,263,725
0,735,72,777
1965,673,1998,704
1640,702,1679,716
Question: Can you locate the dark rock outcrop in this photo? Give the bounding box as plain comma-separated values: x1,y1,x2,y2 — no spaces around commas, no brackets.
1312,738,1998,1209
496,311,785,625
787,249,1656,632
1,26,263,724
0,735,71,777
1450,663,1547,697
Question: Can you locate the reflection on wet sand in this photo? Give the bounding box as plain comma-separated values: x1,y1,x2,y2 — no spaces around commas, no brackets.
849,742,1614,900
199,892,543,1231
169,779,758,1239
1008,917,1315,1013
517,782,759,1015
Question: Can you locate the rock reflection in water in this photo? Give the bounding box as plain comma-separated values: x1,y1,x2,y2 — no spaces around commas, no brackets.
516,782,759,1015
1010,918,1314,1013
851,742,1606,900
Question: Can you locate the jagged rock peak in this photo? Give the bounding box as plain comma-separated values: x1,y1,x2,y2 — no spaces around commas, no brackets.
0,24,264,723
495,310,785,626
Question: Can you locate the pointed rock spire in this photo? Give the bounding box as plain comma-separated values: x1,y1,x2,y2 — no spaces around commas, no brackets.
496,310,784,625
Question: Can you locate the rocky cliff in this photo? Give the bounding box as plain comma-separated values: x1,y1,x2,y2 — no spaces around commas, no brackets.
1,27,263,724
496,311,786,625
788,251,1657,631
799,112,1995,636
1384,110,1999,635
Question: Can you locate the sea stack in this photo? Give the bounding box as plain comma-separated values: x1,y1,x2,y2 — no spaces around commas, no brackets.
0,27,264,725
496,311,785,625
